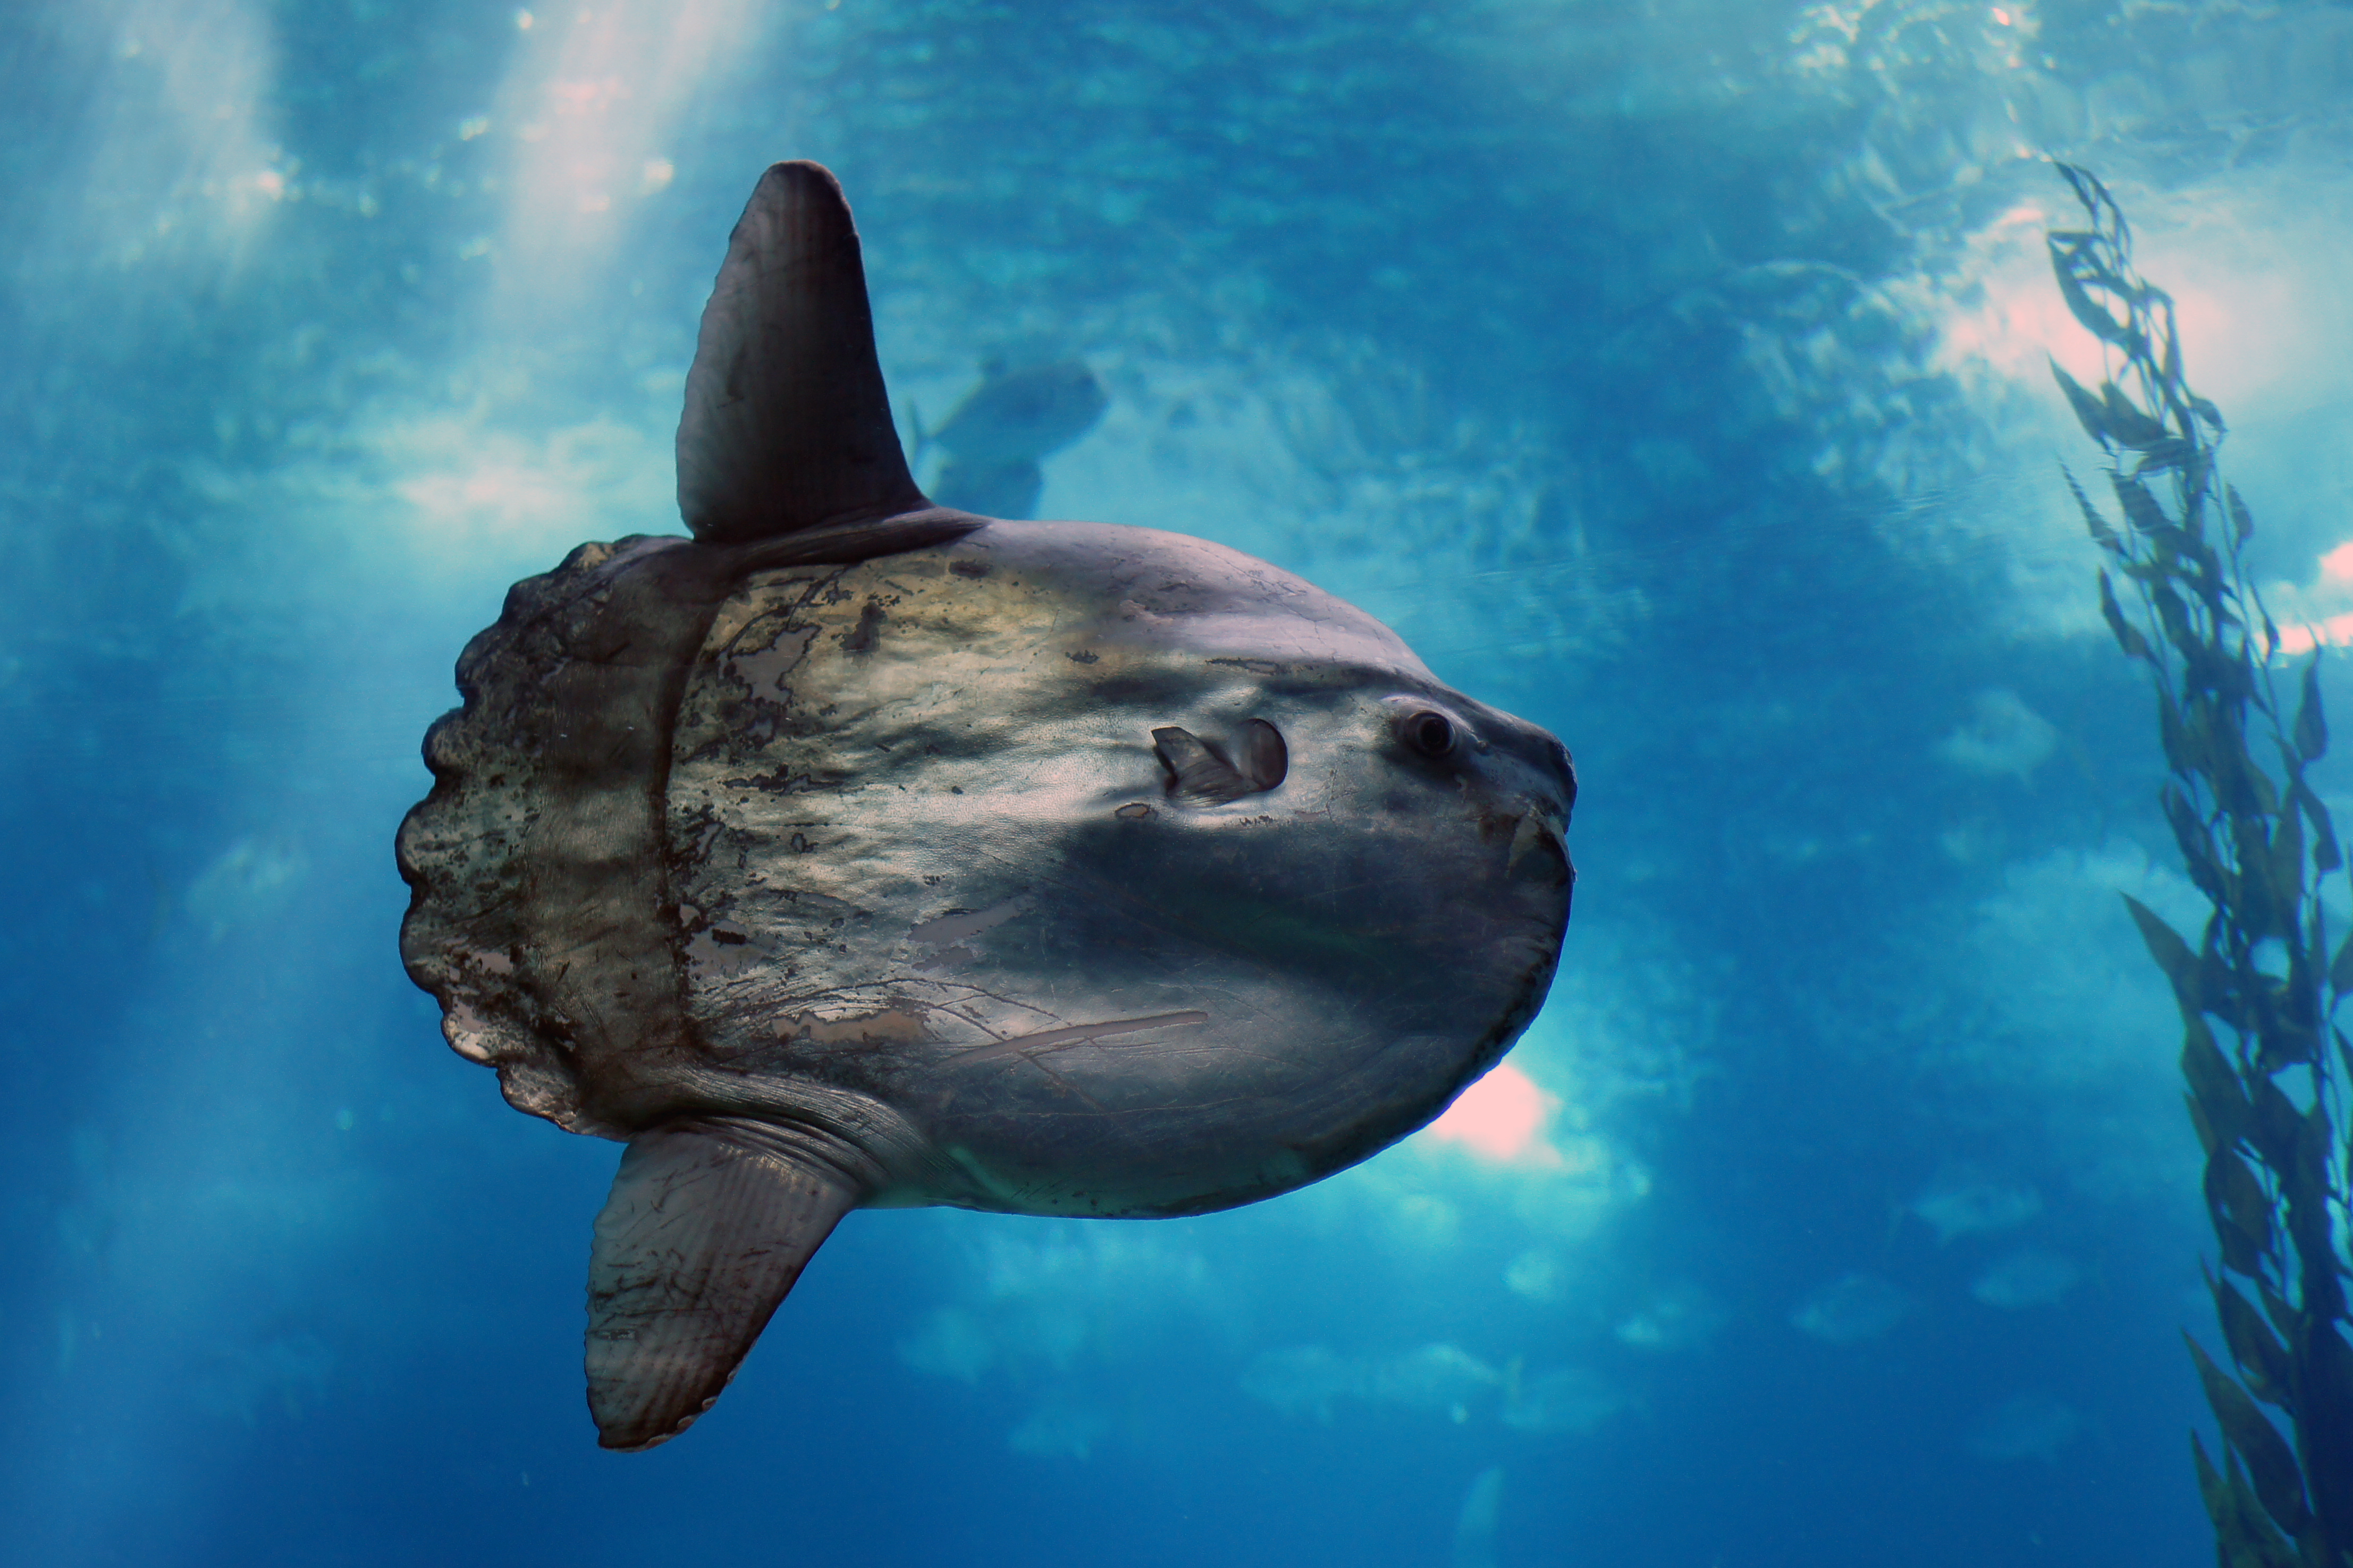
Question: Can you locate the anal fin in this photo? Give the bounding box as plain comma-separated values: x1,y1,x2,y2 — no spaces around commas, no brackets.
586,1119,861,1451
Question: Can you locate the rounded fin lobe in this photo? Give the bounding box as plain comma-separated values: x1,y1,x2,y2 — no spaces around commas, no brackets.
1233,717,1287,792
585,1120,861,1451
677,161,929,545
1150,720,1288,805
1152,725,1251,805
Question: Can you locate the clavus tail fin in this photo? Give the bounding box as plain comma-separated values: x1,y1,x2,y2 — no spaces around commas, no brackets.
585,1119,861,1451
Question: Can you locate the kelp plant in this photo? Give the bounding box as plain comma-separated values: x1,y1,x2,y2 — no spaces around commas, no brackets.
2046,163,2353,1566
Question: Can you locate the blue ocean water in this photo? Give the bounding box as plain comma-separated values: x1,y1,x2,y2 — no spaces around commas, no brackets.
5,2,2351,1563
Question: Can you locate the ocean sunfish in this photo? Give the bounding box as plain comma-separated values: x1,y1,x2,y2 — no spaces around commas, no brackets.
922,358,1108,519
397,162,1576,1451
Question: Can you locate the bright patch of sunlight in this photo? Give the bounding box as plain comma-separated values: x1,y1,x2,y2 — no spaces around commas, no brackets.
1935,194,2327,418
491,0,765,306
385,416,674,577
1423,1062,1559,1166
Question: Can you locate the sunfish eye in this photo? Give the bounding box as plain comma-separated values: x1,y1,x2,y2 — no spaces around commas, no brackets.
1401,709,1457,759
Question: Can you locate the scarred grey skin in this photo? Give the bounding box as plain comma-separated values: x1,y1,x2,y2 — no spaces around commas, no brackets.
396,161,1575,1454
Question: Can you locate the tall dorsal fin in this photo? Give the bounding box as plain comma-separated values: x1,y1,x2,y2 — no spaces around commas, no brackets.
677,161,930,544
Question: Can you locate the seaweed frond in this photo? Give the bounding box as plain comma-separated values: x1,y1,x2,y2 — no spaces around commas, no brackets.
2050,162,2353,1568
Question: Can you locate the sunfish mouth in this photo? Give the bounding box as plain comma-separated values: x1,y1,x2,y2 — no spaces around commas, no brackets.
943,1011,1211,1066
1506,806,1574,891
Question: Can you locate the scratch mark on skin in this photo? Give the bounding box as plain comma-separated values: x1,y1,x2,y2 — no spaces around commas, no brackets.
909,893,1036,948
1021,1054,1109,1112
998,1087,1297,1122
944,1011,1210,1066
1093,1041,1289,1070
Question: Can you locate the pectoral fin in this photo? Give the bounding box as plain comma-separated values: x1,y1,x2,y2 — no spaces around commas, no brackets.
585,1120,861,1451
1152,726,1252,805
1152,721,1289,806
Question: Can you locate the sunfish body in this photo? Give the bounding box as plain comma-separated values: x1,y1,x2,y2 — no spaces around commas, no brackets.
397,163,1576,1451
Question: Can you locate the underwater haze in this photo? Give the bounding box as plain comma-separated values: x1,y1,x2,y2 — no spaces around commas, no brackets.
5,1,2353,1564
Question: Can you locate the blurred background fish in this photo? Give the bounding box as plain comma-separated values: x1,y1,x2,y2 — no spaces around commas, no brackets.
1907,1166,2044,1245
912,358,1109,519
1452,1467,1504,1568
1968,1250,2082,1311
1791,1272,1912,1345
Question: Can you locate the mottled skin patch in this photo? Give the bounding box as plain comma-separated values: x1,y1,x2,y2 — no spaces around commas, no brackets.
645,519,1575,1218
